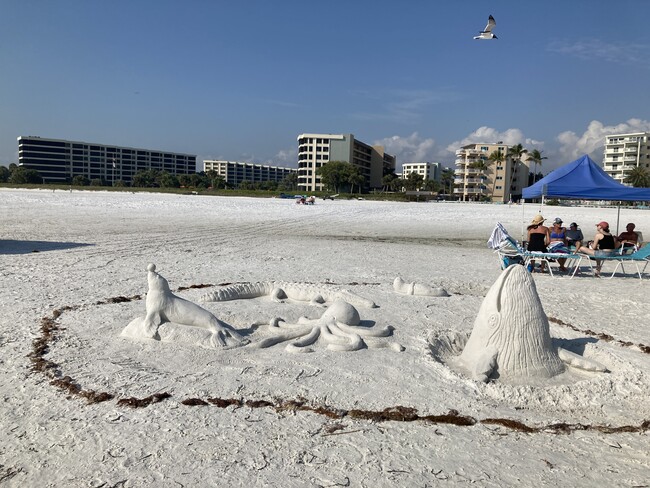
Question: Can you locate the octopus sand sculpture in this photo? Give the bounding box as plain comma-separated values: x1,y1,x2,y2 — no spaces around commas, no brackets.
201,282,377,308
121,264,246,349
458,265,607,383
256,298,404,353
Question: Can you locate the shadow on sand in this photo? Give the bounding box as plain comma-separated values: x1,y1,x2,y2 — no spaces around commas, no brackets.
0,240,94,255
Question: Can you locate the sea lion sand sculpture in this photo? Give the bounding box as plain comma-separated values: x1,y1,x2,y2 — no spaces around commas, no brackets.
121,264,245,348
458,265,607,382
393,277,449,297
256,298,404,353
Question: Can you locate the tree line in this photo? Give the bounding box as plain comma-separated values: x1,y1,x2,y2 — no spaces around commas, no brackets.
0,165,299,191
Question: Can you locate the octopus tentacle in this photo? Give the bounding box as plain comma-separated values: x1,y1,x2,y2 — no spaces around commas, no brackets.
335,321,394,338
255,325,314,349
326,324,363,351
285,327,322,353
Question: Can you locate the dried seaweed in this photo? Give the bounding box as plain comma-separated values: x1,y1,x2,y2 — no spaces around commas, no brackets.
548,316,650,354
181,398,209,406
482,418,538,433
117,392,172,408
207,397,242,408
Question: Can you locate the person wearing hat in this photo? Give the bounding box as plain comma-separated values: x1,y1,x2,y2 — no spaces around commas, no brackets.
526,214,550,272
565,222,584,250
548,217,569,272
575,221,621,277
617,223,640,253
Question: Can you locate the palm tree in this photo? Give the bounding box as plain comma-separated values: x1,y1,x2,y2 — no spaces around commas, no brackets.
624,166,650,187
466,159,489,201
528,149,548,183
487,149,505,199
506,143,528,196
440,167,455,197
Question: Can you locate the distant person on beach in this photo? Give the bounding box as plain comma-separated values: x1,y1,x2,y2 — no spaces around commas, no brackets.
617,223,640,251
526,214,550,272
565,222,584,250
575,221,620,276
548,217,569,272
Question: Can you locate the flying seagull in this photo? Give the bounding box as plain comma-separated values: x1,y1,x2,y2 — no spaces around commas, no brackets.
474,15,497,40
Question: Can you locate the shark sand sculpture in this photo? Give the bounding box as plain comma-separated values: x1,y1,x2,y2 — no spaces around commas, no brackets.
458,265,607,382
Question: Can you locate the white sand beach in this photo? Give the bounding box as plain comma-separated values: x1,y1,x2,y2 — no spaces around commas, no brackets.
0,188,648,487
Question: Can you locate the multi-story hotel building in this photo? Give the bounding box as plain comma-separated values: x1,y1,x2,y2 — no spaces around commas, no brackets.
203,160,296,187
602,132,650,184
296,133,396,192
454,143,530,203
401,162,441,183
17,136,196,185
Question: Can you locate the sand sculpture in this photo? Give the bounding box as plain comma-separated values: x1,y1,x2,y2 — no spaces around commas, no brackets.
458,265,607,382
121,264,246,348
393,277,449,297
255,299,403,353
201,281,377,308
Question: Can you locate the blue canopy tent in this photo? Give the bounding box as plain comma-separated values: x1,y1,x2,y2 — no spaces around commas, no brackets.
523,154,650,201
521,154,650,237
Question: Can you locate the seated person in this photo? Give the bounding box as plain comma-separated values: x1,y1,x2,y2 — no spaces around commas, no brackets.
565,222,584,250
526,214,550,272
575,221,621,277
617,222,640,252
548,217,569,272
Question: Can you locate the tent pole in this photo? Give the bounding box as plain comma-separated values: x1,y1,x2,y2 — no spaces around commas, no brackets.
522,201,525,240
616,203,621,235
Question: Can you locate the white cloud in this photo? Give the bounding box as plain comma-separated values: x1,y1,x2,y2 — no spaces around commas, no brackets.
351,88,461,124
274,147,298,167
556,118,650,163
373,132,436,165
548,39,650,65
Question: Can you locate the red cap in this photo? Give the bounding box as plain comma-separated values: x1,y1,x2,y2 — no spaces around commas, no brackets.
597,221,609,229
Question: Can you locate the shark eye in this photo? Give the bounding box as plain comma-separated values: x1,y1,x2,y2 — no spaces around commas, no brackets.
488,313,499,328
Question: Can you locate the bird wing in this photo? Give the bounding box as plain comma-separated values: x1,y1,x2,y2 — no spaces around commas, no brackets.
483,15,496,33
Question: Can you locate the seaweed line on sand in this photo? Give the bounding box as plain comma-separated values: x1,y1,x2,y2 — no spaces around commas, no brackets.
179,396,650,435
548,316,650,354
27,294,650,434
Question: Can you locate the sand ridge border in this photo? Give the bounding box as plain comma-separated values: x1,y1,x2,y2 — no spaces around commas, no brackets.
28,286,650,435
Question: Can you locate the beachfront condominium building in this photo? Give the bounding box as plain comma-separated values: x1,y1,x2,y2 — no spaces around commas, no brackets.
602,132,650,184
401,162,442,183
17,136,196,185
454,143,530,203
296,133,396,192
203,160,296,187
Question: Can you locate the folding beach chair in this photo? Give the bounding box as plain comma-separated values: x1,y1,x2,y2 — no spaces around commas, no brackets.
579,245,650,280
488,222,584,278
488,222,525,269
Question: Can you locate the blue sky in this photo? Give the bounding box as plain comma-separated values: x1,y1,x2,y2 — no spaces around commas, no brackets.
1,0,649,173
